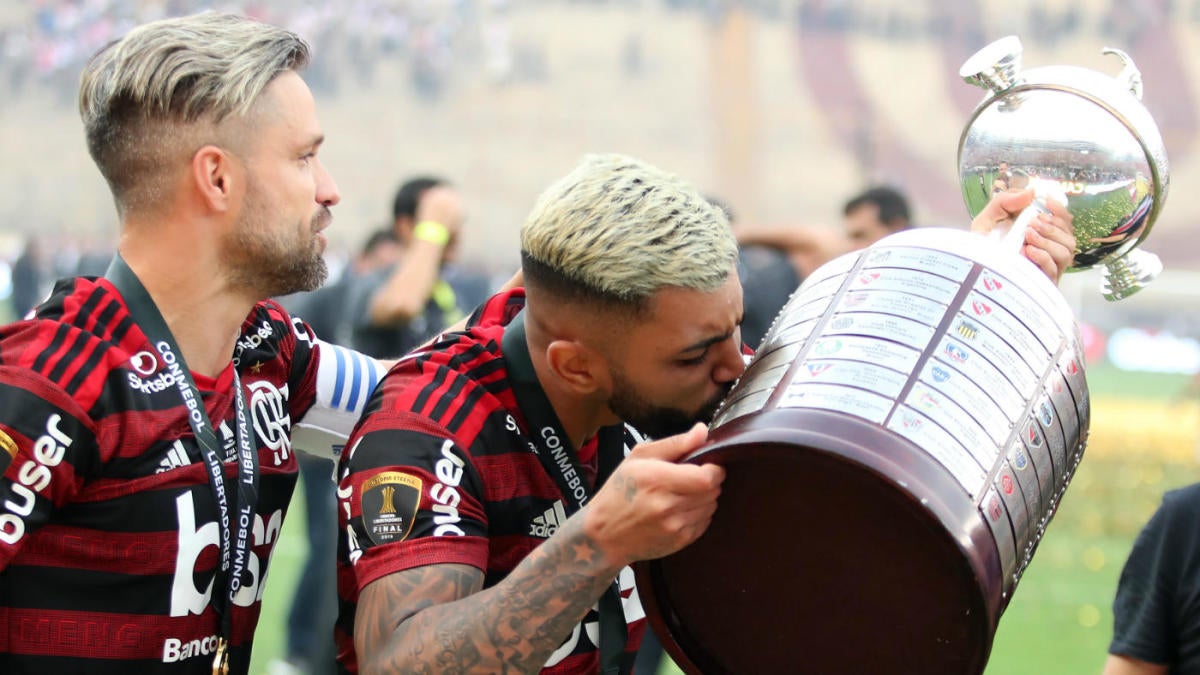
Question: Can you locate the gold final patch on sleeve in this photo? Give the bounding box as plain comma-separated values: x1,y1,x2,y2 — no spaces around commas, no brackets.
361,471,423,545
0,429,17,473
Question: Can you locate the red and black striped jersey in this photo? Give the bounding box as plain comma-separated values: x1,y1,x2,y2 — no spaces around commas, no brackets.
0,276,382,674
335,289,647,674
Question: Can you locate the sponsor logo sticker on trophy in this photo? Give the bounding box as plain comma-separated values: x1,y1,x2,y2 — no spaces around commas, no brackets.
634,35,1168,675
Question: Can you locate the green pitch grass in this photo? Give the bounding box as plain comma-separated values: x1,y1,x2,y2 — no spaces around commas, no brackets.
250,367,1198,675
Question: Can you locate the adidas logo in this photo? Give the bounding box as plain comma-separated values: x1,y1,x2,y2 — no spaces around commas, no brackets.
529,501,568,538
156,440,192,474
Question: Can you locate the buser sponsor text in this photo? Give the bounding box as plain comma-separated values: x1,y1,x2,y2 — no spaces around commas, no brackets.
0,414,72,545
431,440,465,536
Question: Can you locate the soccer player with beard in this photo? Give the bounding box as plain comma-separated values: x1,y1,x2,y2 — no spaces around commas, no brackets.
335,154,740,675
0,13,388,674
334,153,1077,675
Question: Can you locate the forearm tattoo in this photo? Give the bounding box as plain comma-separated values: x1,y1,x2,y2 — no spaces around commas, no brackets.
355,515,620,674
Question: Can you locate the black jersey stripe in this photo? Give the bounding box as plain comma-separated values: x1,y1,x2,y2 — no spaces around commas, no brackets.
33,278,74,319
107,309,137,345
63,335,109,398
31,322,71,374
2,563,178,613
410,359,450,414
428,370,469,423
403,342,507,433
419,343,494,426
70,286,108,334
47,327,94,385
64,336,117,398
443,379,486,434
449,342,492,371
89,296,121,342
466,359,509,396
64,299,122,397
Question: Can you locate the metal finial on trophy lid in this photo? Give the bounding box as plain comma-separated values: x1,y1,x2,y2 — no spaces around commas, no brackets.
961,35,1024,94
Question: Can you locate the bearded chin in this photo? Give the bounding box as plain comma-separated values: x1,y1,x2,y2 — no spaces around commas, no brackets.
225,226,328,298
276,252,328,296
611,388,729,441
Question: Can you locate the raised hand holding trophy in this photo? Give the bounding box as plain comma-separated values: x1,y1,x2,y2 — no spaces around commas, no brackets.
634,37,1168,674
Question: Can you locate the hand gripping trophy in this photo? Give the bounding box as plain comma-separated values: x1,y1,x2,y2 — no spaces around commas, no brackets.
634,37,1169,674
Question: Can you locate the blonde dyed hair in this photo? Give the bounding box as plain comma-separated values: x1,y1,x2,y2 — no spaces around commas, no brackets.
520,154,737,312
78,12,310,214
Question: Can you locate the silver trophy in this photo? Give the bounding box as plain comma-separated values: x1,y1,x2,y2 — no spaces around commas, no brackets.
635,37,1169,675
958,35,1169,300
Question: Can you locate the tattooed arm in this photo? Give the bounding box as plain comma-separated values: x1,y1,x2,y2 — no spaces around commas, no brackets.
354,424,724,675
355,514,620,674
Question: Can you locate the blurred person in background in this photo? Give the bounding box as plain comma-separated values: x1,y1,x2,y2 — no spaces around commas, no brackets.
729,186,913,351
347,176,490,359
269,227,401,675
735,185,915,283
74,233,116,277
10,236,46,319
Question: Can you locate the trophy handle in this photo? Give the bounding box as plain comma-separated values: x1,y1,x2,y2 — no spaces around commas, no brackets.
1101,47,1144,100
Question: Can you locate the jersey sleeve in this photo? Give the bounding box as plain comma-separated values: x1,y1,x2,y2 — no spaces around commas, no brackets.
0,365,98,569
1108,489,1190,666
267,298,386,459
291,339,387,458
338,411,489,592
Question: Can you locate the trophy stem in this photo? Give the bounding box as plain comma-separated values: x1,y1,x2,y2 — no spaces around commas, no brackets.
1101,249,1163,301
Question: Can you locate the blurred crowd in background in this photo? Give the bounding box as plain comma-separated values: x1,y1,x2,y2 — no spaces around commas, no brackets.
8,0,1200,100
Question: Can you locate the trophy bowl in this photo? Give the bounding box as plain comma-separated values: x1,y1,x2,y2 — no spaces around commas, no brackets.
957,35,1169,300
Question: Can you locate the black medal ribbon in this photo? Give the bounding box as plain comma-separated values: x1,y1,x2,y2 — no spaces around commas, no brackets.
105,255,259,655
502,310,629,675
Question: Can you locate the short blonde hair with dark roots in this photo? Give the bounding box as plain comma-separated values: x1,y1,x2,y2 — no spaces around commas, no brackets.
520,154,737,312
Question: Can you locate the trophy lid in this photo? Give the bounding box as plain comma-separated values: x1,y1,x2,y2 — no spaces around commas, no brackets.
957,37,1169,294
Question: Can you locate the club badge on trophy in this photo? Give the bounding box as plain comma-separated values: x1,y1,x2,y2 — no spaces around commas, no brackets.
634,36,1168,674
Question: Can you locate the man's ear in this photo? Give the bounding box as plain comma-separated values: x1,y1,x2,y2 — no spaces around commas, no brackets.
191,144,240,214
545,339,606,395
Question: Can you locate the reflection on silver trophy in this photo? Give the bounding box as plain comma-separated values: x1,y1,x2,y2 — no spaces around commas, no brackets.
634,37,1170,675
958,35,1169,300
